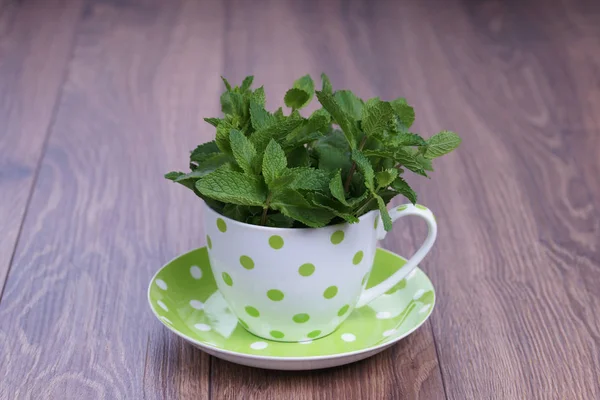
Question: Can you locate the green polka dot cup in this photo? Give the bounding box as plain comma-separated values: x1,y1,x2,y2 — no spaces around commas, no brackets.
203,202,437,342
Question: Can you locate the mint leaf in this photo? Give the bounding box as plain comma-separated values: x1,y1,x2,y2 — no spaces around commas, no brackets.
190,141,220,163
240,75,254,92
215,120,235,154
375,194,392,230
284,109,330,147
310,193,359,224
252,86,266,106
249,100,275,131
221,76,232,91
284,88,310,110
285,167,330,192
394,148,428,177
271,189,333,228
321,73,333,93
293,75,315,107
165,171,185,181
196,168,266,206
334,90,363,120
362,99,394,138
203,117,221,127
262,139,287,186
376,168,398,189
424,130,462,159
415,153,434,171
250,112,304,152
287,146,310,167
393,133,427,146
316,90,359,148
329,170,350,206
391,176,417,204
187,153,232,178
314,130,352,172
351,149,375,191
229,130,259,174
391,98,415,128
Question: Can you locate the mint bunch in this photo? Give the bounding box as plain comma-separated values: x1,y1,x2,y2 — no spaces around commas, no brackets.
166,74,461,231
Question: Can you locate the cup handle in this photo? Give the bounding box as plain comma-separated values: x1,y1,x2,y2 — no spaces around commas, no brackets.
356,204,437,308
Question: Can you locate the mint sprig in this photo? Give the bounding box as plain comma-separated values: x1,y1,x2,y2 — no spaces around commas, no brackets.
166,74,461,230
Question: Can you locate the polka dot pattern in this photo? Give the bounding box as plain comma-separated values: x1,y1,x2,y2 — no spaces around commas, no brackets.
222,272,233,286
245,306,260,317
239,255,254,270
330,230,344,245
269,235,284,249
155,279,167,290
206,235,212,249
415,204,428,210
270,330,285,339
341,333,356,342
397,205,408,211
293,313,310,323
216,218,227,232
352,251,364,265
323,286,338,299
250,341,268,350
190,265,202,279
194,323,211,332
189,300,204,310
298,263,315,277
267,289,284,301
337,304,350,317
307,330,321,339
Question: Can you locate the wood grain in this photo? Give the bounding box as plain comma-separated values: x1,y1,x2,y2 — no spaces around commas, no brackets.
1,0,599,399
0,0,82,297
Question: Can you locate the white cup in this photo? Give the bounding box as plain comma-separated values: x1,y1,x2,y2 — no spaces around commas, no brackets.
203,202,437,342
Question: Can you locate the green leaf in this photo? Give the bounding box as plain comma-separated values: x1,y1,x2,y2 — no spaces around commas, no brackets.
329,169,350,206
250,112,304,152
165,171,200,194
309,192,359,224
270,189,333,228
284,88,310,110
196,168,266,206
363,148,427,177
287,146,310,167
229,130,259,174
351,149,375,191
261,213,295,228
203,117,221,127
334,90,363,120
424,131,462,159
313,130,352,172
362,99,395,138
284,109,330,147
321,73,333,93
190,141,220,163
292,74,314,107
187,153,232,178
262,139,287,186
215,120,235,154
393,133,427,146
375,194,392,231
390,98,415,128
391,176,417,204
415,153,434,171
240,76,254,92
249,100,275,131
316,90,359,148
221,204,257,222
165,171,185,181
252,86,266,106
221,76,232,91
376,168,398,189
285,167,330,192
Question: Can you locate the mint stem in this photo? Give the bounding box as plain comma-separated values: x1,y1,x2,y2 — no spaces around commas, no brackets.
344,136,368,193
260,192,273,225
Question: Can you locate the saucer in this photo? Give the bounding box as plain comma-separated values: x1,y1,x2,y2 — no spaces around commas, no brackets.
148,247,435,370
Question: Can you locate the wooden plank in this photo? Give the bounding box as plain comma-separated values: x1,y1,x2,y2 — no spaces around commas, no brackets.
367,0,600,398
209,1,446,399
0,0,82,296
0,0,225,397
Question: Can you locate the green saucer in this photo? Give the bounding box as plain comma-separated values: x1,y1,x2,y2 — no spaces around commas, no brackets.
148,247,435,370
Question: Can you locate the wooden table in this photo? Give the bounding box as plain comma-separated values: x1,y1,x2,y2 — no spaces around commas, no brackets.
1,0,599,398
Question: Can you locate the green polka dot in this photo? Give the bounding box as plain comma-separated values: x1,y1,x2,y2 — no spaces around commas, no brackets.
206,235,212,249
298,263,315,277
267,289,284,301
292,313,310,323
216,218,227,232
307,330,321,339
270,330,285,339
238,319,249,329
222,272,233,286
386,279,407,294
337,304,350,317
362,273,370,286
245,306,260,317
269,235,284,249
397,205,408,211
323,286,338,299
353,251,364,265
374,217,379,229
330,230,345,245
240,255,254,270
416,204,428,210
